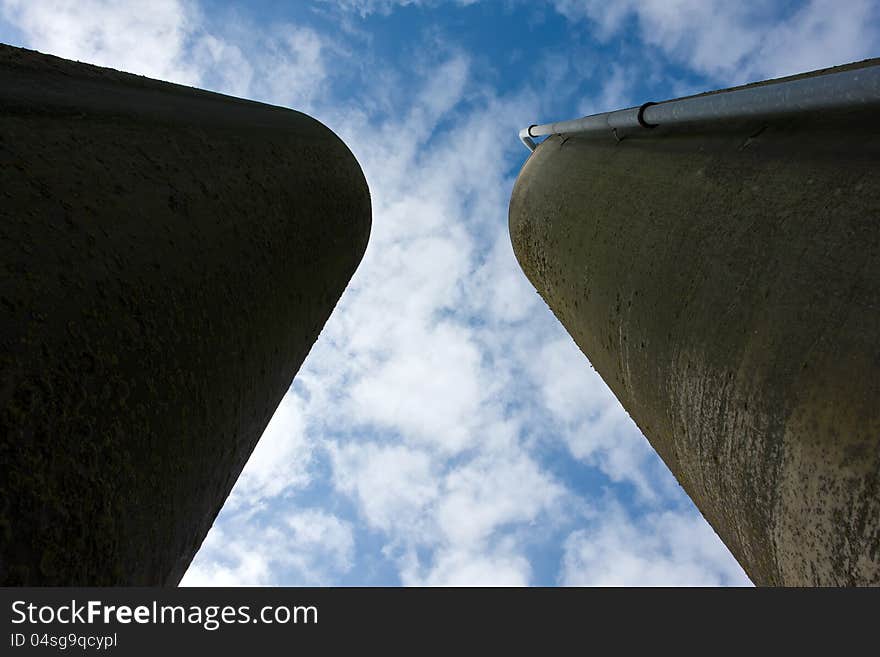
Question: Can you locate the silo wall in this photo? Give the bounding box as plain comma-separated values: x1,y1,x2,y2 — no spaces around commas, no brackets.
0,44,371,585
509,79,879,585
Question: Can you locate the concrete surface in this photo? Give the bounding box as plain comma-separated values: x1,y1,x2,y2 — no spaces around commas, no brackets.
0,44,371,585
509,62,880,586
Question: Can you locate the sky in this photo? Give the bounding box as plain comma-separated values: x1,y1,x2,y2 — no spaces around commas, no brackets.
2,0,877,586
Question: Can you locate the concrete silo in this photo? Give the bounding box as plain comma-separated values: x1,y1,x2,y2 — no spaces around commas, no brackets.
0,44,370,584
509,60,880,585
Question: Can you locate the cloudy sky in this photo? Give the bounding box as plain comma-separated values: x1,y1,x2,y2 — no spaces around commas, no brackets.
3,0,877,586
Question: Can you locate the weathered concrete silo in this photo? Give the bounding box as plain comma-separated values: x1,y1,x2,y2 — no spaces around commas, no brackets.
510,60,880,586
0,44,370,585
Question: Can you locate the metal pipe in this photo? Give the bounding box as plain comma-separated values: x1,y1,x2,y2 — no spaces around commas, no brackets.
519,61,880,151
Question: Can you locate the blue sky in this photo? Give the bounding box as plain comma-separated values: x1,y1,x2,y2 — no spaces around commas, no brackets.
2,0,877,586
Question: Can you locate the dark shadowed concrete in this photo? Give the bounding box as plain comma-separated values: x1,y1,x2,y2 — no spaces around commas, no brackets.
0,44,371,585
510,62,879,586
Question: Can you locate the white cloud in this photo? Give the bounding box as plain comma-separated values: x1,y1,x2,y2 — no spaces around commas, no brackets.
331,442,440,534
561,504,752,586
750,0,880,79
528,337,672,501
322,0,478,18
0,0,330,107
247,26,328,108
224,391,313,509
436,448,566,547
577,63,635,116
401,544,532,586
349,321,486,453
284,510,356,578
181,509,354,586
553,0,880,83
190,34,254,98
469,234,540,324
180,524,274,586
0,0,201,84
